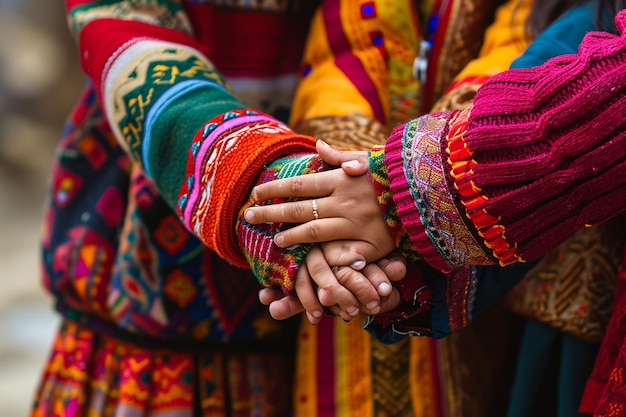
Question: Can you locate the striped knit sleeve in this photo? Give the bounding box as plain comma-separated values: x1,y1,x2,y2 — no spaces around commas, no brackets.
368,9,626,338
66,0,317,266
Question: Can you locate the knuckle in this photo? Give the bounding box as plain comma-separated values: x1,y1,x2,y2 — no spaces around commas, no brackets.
307,222,322,241
307,261,327,278
334,269,351,285
292,202,308,220
335,269,363,287
290,177,304,193
319,281,340,294
353,285,375,301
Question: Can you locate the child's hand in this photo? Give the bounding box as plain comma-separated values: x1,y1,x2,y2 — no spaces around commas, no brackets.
244,160,394,265
313,242,407,318
258,246,406,324
315,139,370,176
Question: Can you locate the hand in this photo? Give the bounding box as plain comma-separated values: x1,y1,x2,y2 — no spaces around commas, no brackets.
314,139,370,176
259,247,406,324
244,141,395,264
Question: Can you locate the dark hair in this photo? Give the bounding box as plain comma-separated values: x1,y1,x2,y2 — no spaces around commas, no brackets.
520,0,625,39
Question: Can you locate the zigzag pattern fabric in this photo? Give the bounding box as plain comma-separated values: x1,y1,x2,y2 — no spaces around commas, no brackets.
238,153,330,293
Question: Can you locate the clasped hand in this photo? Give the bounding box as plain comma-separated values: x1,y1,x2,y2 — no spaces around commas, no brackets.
245,140,406,324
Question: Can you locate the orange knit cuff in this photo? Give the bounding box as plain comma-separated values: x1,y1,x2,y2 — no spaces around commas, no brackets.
177,110,317,268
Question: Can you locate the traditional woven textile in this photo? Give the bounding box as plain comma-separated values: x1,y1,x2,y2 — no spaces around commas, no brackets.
504,215,626,343
581,247,626,416
370,9,626,337
238,153,329,293
295,113,388,150
290,0,421,127
177,109,317,268
431,0,532,112
31,320,296,417
37,1,317,416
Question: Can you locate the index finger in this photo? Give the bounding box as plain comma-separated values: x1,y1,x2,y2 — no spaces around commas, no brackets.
251,170,338,201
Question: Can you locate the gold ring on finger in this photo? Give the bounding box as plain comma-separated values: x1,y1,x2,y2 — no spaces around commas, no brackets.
312,199,319,220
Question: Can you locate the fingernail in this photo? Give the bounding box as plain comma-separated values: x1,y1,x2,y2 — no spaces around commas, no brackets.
244,209,254,222
274,234,284,246
378,282,391,295
339,311,352,321
366,302,379,313
311,310,322,318
342,160,359,169
350,260,366,270
347,306,360,317
318,140,330,148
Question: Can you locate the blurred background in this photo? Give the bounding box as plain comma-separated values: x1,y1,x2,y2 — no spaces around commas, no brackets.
0,1,84,415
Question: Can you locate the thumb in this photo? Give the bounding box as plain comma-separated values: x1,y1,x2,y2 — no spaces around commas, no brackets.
376,251,407,281
316,140,369,176
321,240,383,268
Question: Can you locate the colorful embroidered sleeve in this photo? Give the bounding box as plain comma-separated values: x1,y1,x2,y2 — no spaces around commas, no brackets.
368,10,626,337
290,0,421,128
238,154,331,293
66,0,317,267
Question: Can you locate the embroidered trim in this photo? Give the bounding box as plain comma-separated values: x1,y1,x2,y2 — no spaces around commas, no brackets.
369,145,420,262
446,108,523,266
400,114,491,269
69,1,192,34
103,40,230,169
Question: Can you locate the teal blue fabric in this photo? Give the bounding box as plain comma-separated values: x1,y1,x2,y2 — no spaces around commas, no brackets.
473,261,539,316
511,2,597,69
149,85,243,210
506,321,599,417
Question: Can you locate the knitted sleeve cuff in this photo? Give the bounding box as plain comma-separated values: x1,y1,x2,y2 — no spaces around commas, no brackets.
385,113,493,274
367,145,420,262
454,10,626,264
237,154,331,293
177,109,317,268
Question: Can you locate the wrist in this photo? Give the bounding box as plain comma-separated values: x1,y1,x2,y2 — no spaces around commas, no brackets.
368,145,420,262
366,264,433,340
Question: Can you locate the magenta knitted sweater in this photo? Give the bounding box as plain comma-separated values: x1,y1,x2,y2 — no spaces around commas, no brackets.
381,9,626,272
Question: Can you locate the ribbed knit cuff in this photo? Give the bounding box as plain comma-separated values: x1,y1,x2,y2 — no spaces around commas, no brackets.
368,145,419,262
177,109,317,268
237,154,330,293
384,123,451,271
457,11,626,264
385,114,493,273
